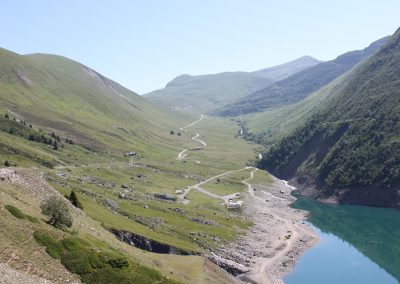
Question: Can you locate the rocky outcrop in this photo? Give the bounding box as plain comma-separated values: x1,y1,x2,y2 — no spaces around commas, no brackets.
109,229,192,255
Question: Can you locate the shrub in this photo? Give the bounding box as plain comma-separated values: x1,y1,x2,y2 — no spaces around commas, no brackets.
5,205,39,223
5,205,25,219
108,258,129,269
4,160,10,167
40,196,73,228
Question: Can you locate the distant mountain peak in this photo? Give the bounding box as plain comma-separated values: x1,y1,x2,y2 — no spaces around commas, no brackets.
146,56,320,113
253,55,321,81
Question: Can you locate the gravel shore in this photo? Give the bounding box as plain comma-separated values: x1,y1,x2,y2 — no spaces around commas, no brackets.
211,176,318,284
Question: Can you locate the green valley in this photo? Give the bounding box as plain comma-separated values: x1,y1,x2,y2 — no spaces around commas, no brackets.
2,4,400,284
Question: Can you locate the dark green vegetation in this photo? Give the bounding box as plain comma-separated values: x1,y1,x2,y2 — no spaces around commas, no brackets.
33,230,175,284
67,190,83,209
259,28,400,207
5,204,39,223
292,195,400,282
144,56,320,113
216,37,388,116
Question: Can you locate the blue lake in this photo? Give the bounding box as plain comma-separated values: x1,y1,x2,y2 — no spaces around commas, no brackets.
284,194,400,284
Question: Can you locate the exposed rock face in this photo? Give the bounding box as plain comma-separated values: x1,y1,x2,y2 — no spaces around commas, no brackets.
109,229,193,255
208,253,249,276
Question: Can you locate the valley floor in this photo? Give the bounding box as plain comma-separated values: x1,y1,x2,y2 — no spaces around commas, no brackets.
172,115,319,283
0,113,318,284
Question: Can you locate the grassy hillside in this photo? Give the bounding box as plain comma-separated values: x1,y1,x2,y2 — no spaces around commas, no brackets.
0,47,265,283
259,27,400,208
0,48,191,156
215,37,389,116
242,70,353,146
144,56,320,113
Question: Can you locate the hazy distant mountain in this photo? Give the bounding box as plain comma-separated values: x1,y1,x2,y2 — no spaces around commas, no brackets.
253,56,320,81
259,28,400,208
215,37,389,116
143,56,320,113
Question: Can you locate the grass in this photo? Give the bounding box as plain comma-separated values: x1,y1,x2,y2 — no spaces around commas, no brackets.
251,170,274,186
0,47,263,283
0,111,256,282
5,204,40,223
0,174,234,283
202,169,253,196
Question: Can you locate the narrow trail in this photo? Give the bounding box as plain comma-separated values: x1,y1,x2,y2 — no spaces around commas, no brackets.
176,114,207,160
179,114,205,130
176,133,207,160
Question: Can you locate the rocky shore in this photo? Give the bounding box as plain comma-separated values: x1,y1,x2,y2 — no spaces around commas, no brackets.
210,177,318,284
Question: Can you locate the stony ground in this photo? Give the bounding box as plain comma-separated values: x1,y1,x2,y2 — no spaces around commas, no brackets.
210,177,318,284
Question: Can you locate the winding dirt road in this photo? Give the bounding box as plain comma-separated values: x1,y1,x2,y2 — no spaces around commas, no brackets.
175,114,316,283
178,166,253,202
176,115,207,160
179,114,205,130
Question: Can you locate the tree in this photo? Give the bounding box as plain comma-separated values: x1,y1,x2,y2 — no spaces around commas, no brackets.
4,160,10,167
170,130,175,135
68,190,83,209
177,132,181,136
40,196,73,228
53,141,58,150
4,113,9,119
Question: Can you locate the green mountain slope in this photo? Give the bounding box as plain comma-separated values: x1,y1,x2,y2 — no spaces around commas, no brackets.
259,28,400,208
144,56,320,113
216,37,389,116
0,48,189,155
242,69,353,146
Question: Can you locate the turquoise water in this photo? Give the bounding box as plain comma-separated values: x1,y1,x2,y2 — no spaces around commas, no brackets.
284,194,400,284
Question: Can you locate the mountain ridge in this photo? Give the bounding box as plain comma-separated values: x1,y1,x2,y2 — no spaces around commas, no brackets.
144,56,320,113
215,36,390,116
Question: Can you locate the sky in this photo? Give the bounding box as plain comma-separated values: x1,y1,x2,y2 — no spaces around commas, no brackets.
1,1,399,94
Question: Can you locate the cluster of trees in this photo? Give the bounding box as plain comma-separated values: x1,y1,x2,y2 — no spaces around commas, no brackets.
28,132,59,149
2,113,74,150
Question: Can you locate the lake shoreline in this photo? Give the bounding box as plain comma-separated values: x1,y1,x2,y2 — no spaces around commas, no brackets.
211,176,319,283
